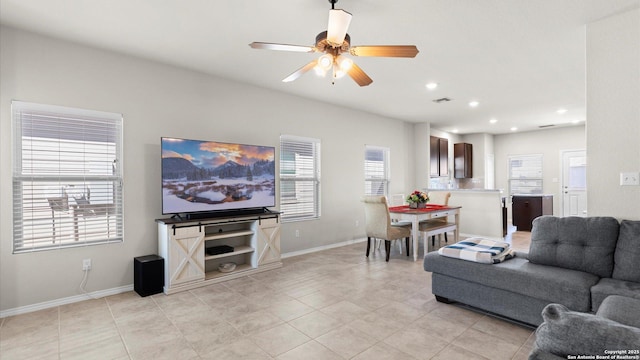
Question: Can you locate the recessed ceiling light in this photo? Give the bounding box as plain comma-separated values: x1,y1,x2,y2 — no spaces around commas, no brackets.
489,118,498,124
510,127,518,131
469,101,479,107
557,108,568,114
452,129,459,133
571,119,581,124
425,82,438,90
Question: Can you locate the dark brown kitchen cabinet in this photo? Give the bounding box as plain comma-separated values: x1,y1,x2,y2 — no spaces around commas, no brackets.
430,136,448,177
512,195,553,231
454,143,473,178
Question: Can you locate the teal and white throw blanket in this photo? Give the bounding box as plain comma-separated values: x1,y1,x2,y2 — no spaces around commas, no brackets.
438,237,515,264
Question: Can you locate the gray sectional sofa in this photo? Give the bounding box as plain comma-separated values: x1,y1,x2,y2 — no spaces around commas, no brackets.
423,216,640,326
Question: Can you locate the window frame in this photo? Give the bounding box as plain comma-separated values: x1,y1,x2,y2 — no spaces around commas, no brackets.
508,154,543,195
279,135,321,222
12,101,124,253
364,145,390,196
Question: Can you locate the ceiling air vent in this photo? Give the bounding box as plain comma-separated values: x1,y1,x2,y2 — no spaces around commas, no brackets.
538,124,556,128
432,97,452,103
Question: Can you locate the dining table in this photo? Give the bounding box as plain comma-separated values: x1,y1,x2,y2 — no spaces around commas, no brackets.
388,204,461,261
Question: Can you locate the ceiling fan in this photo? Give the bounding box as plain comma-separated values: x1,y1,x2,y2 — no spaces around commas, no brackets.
249,0,419,86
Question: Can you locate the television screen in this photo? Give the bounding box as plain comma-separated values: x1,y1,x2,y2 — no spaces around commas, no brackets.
161,137,276,215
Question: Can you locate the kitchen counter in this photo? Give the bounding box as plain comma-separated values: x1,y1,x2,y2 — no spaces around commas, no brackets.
426,189,504,239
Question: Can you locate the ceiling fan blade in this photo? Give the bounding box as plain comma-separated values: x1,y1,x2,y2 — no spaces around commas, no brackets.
249,42,315,53
282,59,319,83
346,62,373,87
327,9,352,46
350,45,419,58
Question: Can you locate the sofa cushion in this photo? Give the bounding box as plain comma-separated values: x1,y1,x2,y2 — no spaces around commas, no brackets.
533,303,640,358
612,220,640,282
590,277,640,312
424,253,599,312
597,295,640,328
528,216,619,278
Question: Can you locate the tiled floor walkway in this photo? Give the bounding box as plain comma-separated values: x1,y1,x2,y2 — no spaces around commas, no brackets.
0,234,535,360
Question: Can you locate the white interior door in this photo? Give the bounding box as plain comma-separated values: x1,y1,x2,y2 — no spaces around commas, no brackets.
562,150,587,217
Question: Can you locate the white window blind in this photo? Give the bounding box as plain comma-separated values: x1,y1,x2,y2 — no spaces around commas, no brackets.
12,101,124,253
364,145,390,196
279,135,320,222
508,154,543,195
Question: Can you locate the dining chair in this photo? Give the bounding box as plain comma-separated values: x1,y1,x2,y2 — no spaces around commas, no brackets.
386,193,412,225
362,196,411,261
420,191,452,247
382,193,412,251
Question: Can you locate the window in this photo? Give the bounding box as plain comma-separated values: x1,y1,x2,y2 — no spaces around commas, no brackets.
279,135,320,222
12,101,123,253
508,154,543,195
364,145,390,196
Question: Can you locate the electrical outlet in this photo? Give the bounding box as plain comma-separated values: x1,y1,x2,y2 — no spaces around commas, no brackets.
620,172,640,186
295,230,300,238
82,258,92,271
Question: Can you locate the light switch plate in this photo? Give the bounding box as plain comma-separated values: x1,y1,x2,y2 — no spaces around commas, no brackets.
620,172,640,186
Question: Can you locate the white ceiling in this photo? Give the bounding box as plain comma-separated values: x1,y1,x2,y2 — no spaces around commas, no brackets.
1,0,638,134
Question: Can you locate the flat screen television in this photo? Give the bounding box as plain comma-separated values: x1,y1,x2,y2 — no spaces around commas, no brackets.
161,137,276,217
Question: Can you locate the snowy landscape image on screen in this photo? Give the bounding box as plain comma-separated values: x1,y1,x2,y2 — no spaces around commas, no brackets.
162,138,275,214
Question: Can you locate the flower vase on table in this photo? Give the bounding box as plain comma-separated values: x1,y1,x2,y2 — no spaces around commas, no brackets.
407,190,429,209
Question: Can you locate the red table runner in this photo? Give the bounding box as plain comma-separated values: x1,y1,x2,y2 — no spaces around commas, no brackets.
388,204,447,212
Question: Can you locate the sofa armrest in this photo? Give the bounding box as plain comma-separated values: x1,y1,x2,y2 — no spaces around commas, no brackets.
528,349,565,360
532,303,640,358
596,295,640,328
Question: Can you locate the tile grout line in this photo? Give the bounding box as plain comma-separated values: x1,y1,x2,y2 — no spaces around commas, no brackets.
104,295,132,359
148,294,202,358
428,311,488,359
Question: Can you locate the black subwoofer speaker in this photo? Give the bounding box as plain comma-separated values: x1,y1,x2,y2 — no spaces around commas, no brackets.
134,255,164,297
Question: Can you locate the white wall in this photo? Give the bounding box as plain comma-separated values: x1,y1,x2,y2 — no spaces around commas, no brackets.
414,122,431,189
0,27,415,312
494,126,586,218
458,133,495,189
586,8,640,220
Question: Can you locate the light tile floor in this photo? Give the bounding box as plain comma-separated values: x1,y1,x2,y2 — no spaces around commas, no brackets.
0,231,535,360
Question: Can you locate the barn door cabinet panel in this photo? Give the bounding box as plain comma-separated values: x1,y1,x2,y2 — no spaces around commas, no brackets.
255,217,281,265
454,143,473,178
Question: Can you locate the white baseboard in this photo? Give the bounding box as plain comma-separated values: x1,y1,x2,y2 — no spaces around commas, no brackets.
280,233,506,260
2,234,501,318
282,238,367,258
280,233,508,260
0,284,133,318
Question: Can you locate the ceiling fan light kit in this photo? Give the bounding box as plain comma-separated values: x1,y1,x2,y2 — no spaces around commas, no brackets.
327,9,352,47
249,0,419,87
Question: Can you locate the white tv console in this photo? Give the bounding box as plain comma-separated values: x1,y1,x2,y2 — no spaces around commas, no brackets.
156,212,281,294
